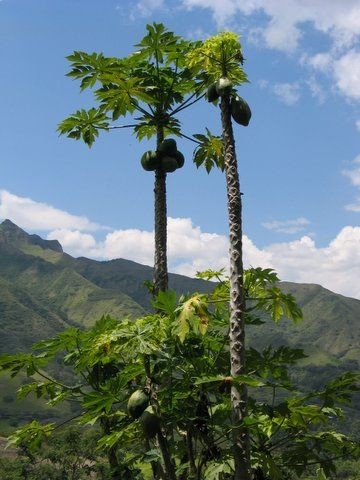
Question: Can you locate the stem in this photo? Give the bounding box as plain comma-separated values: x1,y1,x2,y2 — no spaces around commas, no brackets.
187,429,197,478
157,431,177,480
220,93,251,480
166,127,201,145
153,125,168,294
170,86,205,116
33,368,73,391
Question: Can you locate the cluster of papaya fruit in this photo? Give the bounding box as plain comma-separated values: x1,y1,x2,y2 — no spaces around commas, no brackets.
206,77,252,127
127,389,161,438
141,138,185,173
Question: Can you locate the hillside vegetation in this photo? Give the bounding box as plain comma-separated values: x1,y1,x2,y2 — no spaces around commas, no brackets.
0,218,359,432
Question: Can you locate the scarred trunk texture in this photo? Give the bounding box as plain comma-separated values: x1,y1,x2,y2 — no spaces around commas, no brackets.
153,127,169,294
220,95,252,480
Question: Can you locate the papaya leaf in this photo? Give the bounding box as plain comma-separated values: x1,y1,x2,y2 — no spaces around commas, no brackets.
57,107,109,147
193,128,224,172
186,31,248,85
7,421,54,450
174,294,210,341
152,289,177,315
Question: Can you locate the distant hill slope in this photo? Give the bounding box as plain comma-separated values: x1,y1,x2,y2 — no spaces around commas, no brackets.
1,219,359,364
0,219,212,352
0,219,359,431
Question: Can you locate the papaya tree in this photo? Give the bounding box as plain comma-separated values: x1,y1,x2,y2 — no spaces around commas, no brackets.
1,268,359,479
58,23,204,294
187,32,252,480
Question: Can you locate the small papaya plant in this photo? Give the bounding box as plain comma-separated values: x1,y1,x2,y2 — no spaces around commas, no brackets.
1,268,358,479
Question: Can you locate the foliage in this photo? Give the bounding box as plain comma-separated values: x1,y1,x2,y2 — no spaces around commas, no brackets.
186,31,248,84
58,22,203,147
0,426,111,480
1,268,358,479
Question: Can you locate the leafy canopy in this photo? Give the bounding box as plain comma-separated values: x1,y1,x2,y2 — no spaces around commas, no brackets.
186,31,248,83
58,23,203,146
1,268,358,479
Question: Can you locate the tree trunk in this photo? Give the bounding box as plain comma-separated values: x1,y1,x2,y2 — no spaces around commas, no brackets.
153,127,169,294
220,95,252,480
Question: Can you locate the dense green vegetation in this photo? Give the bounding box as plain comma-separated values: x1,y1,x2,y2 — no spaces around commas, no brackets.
0,220,359,440
1,269,359,479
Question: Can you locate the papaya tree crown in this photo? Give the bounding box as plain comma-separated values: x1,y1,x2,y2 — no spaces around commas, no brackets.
186,31,248,85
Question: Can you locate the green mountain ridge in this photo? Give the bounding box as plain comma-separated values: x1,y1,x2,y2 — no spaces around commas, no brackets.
0,219,359,432
1,219,359,365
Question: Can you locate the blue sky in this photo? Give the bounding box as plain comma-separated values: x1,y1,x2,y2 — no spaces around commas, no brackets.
1,0,359,298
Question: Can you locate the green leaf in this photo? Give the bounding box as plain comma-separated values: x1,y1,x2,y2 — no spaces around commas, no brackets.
57,107,109,147
174,294,209,342
7,421,54,450
152,289,177,315
193,128,224,172
186,31,248,85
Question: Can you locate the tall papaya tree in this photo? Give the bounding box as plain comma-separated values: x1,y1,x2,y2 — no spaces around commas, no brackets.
187,32,252,480
58,23,203,294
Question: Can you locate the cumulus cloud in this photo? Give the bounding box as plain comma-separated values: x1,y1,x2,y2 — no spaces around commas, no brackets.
342,155,360,212
262,217,310,234
181,0,360,50
49,219,360,300
273,82,301,106
258,80,302,105
130,0,165,18
181,0,360,102
0,190,103,232
333,50,360,100
342,155,360,187
2,190,359,299
306,76,326,104
265,227,360,299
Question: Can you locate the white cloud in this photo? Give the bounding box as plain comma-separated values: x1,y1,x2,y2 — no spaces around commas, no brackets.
344,198,360,213
342,155,360,211
273,82,301,106
2,190,359,299
262,217,310,234
304,49,360,102
130,0,165,18
0,190,103,232
306,76,326,104
264,227,360,299
181,0,360,51
303,52,333,73
333,50,360,100
342,155,360,187
48,219,360,300
302,50,360,102
181,1,360,102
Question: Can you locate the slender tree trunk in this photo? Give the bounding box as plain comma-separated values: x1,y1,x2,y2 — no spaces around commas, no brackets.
153,126,169,294
220,95,252,480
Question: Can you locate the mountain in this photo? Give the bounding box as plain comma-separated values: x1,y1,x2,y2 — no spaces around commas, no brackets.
1,219,359,365
0,219,212,353
0,219,359,432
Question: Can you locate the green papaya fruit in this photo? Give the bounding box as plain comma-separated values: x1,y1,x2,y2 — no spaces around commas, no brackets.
161,156,178,173
230,95,251,126
157,138,177,156
141,151,160,171
174,151,185,168
127,389,149,419
206,83,219,102
140,406,161,438
215,77,233,96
